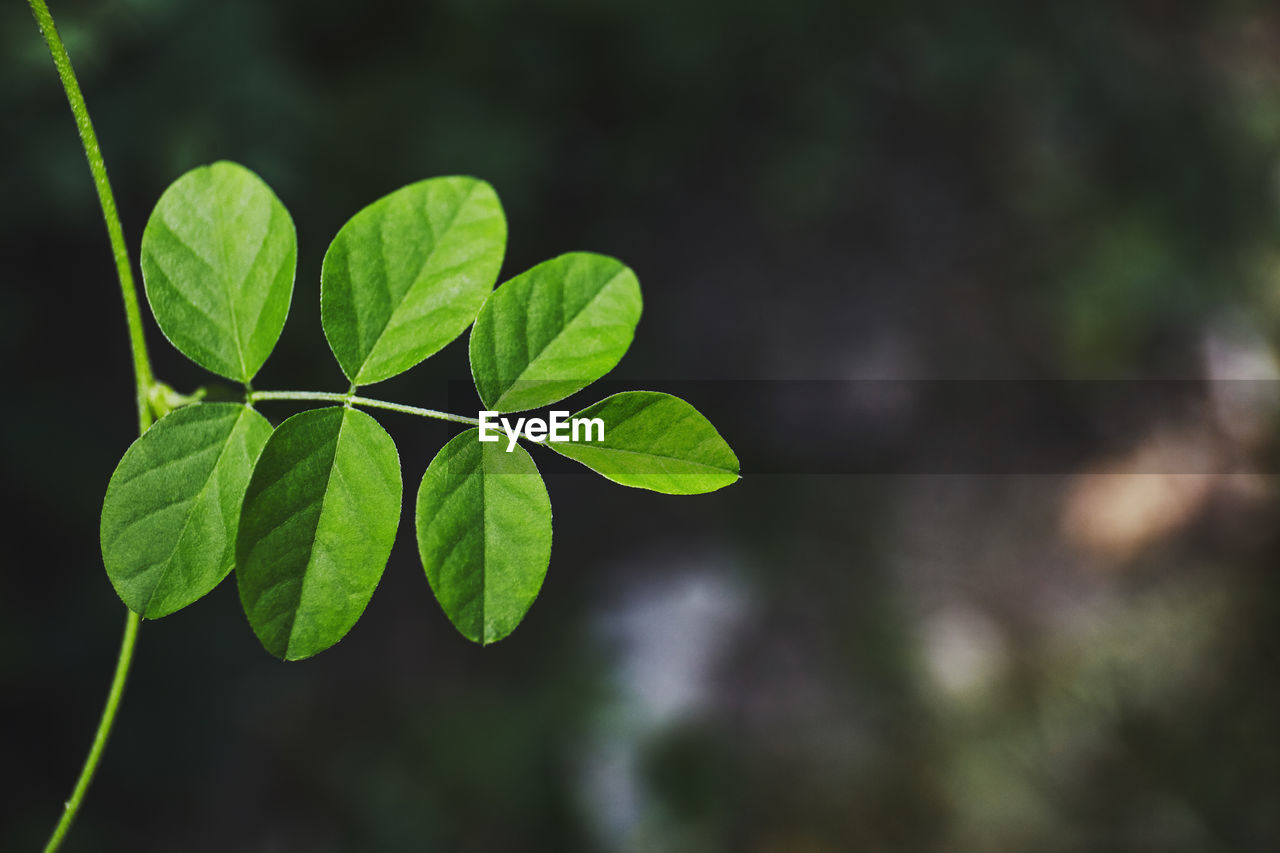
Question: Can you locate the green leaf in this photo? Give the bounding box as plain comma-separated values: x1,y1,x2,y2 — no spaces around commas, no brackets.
141,161,297,383
100,403,272,618
549,391,739,494
321,177,506,386
469,252,642,412
236,407,402,660
415,428,552,645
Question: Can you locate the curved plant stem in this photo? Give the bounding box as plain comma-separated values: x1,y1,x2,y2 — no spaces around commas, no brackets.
28,0,155,435
28,2,154,850
42,611,140,853
250,389,482,426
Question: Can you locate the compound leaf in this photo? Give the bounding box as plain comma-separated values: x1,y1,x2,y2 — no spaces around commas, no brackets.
322,177,506,386
469,252,642,412
237,407,401,660
549,391,739,494
100,403,272,618
141,161,296,383
416,428,552,645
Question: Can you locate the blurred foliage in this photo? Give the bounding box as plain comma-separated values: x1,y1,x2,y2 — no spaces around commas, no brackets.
6,0,1280,850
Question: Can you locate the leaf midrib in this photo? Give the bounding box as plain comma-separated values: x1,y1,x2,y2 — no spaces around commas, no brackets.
554,441,739,476
283,409,349,658
213,176,250,382
554,398,737,475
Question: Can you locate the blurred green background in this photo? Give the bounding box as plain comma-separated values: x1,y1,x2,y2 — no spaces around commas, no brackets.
5,0,1280,850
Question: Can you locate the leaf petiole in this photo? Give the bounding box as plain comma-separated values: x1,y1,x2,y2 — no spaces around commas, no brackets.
147,381,207,420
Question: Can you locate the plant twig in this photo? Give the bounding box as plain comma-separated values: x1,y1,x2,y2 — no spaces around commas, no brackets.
28,0,154,434
27,1,153,849
250,389,482,426
41,612,139,853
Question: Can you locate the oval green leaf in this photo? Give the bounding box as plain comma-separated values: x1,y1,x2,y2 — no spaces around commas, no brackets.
549,391,739,494
141,161,297,383
416,428,552,645
321,177,507,386
236,406,402,660
100,403,273,618
469,252,642,412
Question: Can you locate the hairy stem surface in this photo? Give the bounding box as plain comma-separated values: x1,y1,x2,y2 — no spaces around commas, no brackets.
42,612,139,853
28,1,153,849
250,390,483,426
28,0,154,434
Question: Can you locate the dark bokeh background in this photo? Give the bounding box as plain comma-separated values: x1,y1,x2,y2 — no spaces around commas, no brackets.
6,1,1280,850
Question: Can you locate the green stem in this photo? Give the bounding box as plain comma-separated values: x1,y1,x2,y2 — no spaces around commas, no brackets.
28,2,154,850
42,611,140,853
250,390,482,426
28,0,155,435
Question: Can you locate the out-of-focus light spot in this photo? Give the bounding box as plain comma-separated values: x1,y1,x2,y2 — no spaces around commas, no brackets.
1202,308,1279,449
1060,433,1215,563
922,605,1008,698
606,571,749,723
575,560,750,850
